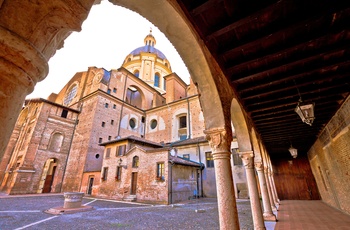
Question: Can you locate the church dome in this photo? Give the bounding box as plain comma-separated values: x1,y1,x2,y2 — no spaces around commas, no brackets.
122,29,172,93
129,45,167,60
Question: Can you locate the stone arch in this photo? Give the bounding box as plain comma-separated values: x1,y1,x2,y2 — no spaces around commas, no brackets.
250,128,262,161
17,107,29,127
230,98,252,152
125,84,145,109
48,132,64,152
38,158,58,193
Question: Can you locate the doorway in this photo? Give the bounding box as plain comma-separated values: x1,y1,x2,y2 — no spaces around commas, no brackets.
38,158,57,193
131,172,138,195
87,177,94,195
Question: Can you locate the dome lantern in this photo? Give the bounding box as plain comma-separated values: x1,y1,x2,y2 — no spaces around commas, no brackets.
144,28,156,47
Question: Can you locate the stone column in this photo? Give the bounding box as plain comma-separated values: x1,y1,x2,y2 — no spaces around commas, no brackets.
269,169,280,205
240,151,265,230
273,178,280,203
255,162,277,221
264,167,277,211
0,27,48,162
205,128,240,230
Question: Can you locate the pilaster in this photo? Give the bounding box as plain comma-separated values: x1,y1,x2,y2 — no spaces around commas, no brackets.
205,127,240,230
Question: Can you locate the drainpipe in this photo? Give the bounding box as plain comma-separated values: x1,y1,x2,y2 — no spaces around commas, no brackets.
186,98,191,139
117,74,128,137
169,160,174,204
197,141,204,197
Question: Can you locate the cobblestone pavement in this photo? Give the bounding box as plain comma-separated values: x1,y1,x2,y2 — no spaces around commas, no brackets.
0,194,257,230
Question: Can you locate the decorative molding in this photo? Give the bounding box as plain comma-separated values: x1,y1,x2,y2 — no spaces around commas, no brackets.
204,127,231,154
255,161,264,171
239,151,254,169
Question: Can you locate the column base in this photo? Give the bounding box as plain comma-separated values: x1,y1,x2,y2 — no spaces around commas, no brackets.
271,205,278,212
263,213,277,222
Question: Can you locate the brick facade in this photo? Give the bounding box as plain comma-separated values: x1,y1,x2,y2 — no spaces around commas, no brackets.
308,95,350,214
0,32,246,203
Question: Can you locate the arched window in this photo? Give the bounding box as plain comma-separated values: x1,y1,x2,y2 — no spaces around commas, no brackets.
64,84,78,106
132,156,139,168
49,133,64,152
154,73,160,87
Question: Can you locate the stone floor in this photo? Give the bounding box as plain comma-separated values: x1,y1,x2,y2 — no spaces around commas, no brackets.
1,193,349,229
0,194,255,230
275,200,350,230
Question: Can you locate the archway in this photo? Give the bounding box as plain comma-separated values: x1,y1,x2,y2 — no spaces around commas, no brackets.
38,158,58,193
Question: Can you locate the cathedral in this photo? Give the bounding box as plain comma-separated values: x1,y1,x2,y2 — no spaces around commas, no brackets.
0,31,246,204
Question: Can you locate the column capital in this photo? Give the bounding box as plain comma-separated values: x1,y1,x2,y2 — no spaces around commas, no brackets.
264,166,269,174
204,127,232,154
239,151,254,169
255,161,264,171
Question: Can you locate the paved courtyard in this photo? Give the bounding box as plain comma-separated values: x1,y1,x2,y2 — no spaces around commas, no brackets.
0,194,259,230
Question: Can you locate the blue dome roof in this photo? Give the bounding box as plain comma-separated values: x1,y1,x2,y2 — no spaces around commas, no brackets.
130,45,167,60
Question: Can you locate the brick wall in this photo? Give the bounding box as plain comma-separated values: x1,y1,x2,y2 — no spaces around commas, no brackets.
308,95,350,214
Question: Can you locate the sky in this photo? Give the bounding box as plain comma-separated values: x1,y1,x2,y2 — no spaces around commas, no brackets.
26,0,190,99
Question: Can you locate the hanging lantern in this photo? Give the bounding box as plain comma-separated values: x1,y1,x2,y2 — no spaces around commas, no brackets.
295,99,315,126
288,145,298,158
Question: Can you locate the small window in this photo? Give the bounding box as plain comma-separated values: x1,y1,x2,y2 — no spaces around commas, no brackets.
206,152,214,168
150,119,157,129
102,122,105,127
113,104,116,109
113,88,117,93
105,103,109,108
95,154,100,159
107,89,111,94
183,154,190,160
116,166,122,181
154,73,160,87
61,109,68,118
111,120,114,125
102,167,108,181
157,162,165,181
180,135,187,140
105,148,111,158
108,136,112,141
132,156,139,168
98,138,102,143
116,145,126,156
179,116,187,128
129,118,136,129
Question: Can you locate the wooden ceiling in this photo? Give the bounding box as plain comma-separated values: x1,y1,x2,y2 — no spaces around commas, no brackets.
177,0,350,158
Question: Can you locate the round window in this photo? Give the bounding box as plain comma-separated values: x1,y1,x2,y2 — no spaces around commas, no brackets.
95,154,100,159
129,118,136,129
150,119,158,129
